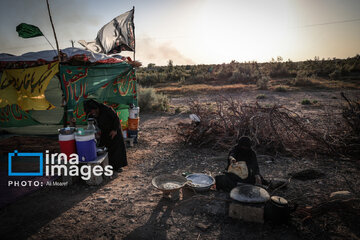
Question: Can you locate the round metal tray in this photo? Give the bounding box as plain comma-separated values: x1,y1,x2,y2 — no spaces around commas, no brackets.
230,184,270,203
186,173,215,192
152,174,187,193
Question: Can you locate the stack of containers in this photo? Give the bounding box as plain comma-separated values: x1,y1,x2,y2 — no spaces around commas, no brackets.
58,123,97,163
128,106,140,143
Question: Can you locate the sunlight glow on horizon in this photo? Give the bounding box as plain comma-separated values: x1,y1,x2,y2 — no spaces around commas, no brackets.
132,0,360,65
0,0,359,65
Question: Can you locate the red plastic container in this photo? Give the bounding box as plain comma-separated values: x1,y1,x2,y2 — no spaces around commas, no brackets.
59,134,77,158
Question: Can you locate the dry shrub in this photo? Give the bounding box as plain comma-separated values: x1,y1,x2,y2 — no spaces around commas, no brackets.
340,92,360,157
177,95,360,159
177,97,332,156
256,76,269,90
177,94,360,160
274,85,288,92
341,92,360,135
293,77,318,87
293,71,319,87
138,87,169,112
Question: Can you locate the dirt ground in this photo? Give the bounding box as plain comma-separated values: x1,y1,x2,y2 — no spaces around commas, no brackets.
0,89,359,240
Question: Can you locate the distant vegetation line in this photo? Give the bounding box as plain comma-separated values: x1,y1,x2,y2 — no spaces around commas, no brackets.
137,55,360,89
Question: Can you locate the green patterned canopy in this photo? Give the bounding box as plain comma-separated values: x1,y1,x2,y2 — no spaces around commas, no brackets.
59,62,137,125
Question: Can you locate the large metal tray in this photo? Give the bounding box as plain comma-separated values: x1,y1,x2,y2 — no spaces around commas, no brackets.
230,184,270,203
152,174,187,193
186,173,215,192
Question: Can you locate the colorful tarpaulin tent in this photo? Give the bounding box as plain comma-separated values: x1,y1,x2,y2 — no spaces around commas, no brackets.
0,48,137,128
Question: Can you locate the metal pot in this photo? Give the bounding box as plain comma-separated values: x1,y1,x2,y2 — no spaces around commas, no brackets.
264,196,291,224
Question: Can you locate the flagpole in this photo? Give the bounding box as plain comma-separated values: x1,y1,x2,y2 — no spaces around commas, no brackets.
42,34,56,52
133,6,135,61
46,0,61,60
45,0,66,126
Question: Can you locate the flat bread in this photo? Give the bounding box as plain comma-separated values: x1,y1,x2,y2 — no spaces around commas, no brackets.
228,161,248,179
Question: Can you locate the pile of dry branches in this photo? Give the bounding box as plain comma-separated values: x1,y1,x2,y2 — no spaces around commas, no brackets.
293,196,360,239
177,96,347,157
340,92,360,157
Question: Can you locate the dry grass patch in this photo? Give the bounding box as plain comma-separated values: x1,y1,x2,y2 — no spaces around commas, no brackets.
155,83,255,95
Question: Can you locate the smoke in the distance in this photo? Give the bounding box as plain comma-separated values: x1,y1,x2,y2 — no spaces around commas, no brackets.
132,37,194,66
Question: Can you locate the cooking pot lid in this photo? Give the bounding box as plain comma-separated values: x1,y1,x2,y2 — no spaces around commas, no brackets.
230,184,270,203
270,196,288,205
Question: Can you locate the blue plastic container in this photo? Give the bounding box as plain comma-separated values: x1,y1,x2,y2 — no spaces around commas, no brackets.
75,133,97,162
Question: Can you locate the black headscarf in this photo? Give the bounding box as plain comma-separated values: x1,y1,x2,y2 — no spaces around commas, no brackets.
227,136,254,168
227,136,260,180
83,99,100,116
236,136,252,149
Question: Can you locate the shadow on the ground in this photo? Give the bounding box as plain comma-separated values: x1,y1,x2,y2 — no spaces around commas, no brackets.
124,198,176,240
0,172,115,240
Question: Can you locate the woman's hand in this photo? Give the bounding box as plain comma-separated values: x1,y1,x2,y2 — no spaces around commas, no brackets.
109,130,117,139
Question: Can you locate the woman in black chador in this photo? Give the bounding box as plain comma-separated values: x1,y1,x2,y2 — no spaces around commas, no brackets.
215,136,263,192
84,99,127,171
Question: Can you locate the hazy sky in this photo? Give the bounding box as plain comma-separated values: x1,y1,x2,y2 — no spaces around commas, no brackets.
0,0,359,65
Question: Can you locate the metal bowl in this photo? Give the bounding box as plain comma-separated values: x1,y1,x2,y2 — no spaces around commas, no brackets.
152,174,187,193
185,173,215,192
